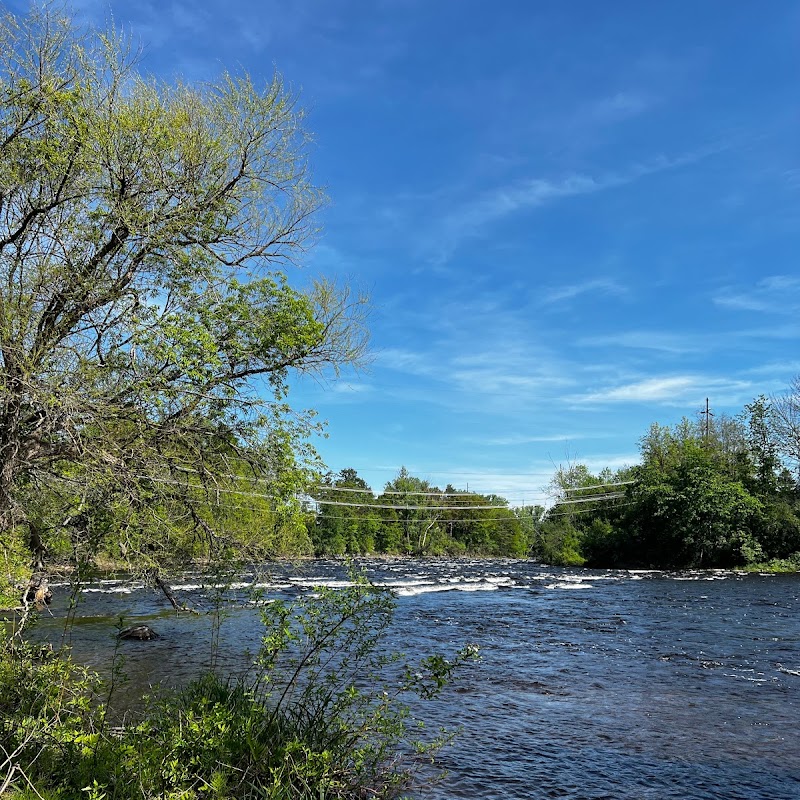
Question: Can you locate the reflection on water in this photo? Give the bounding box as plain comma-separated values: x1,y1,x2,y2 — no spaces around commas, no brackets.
35,560,800,800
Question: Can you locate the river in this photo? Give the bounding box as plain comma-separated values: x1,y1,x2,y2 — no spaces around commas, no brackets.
39,559,800,799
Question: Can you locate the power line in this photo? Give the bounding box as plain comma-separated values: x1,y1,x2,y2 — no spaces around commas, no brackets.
167,469,531,503
46,471,525,510
58,463,541,505
130,474,281,501
549,502,634,517
312,485,497,498
312,499,510,511
312,513,524,523
136,476,511,511
137,493,527,524
319,466,553,479
562,480,636,493
552,492,625,506
40,472,630,525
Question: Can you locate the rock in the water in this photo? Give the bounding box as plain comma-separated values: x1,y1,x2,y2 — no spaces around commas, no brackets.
117,624,160,641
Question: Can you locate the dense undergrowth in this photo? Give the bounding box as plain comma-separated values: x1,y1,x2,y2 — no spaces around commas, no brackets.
0,578,477,799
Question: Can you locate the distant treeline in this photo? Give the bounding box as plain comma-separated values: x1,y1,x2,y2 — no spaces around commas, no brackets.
7,394,799,588
311,388,800,570
309,467,533,557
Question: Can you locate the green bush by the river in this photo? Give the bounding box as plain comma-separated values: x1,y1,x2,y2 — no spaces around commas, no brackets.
1,578,477,799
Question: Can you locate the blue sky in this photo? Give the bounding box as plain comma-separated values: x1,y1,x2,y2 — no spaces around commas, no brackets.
21,0,800,504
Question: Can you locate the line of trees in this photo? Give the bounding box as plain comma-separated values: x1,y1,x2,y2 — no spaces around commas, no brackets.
535,388,800,570
309,467,534,557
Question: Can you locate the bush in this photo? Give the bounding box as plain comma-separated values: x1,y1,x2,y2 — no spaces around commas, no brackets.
0,577,478,799
536,520,586,567
0,528,30,610
739,551,800,573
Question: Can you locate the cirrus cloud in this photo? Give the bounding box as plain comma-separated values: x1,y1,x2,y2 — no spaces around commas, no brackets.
570,375,754,406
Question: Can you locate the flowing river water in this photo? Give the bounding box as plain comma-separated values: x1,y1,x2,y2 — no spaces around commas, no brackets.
38,559,800,799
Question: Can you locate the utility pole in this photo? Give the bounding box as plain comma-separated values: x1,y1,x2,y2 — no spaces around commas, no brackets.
701,397,714,443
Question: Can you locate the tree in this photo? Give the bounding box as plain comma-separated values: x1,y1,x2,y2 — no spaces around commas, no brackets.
0,6,368,589
741,396,781,495
445,491,526,556
627,439,762,568
772,376,800,477
311,469,379,555
380,468,444,554
539,462,628,566
513,503,544,555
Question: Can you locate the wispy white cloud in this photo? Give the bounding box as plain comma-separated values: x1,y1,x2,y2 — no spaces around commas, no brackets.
540,278,626,305
429,147,724,263
375,348,433,376
570,375,754,406
784,168,800,190
476,432,612,447
577,330,702,354
370,341,580,418
740,323,800,340
714,275,800,314
583,91,654,125
481,434,577,446
448,348,576,394
742,361,800,378
330,382,373,395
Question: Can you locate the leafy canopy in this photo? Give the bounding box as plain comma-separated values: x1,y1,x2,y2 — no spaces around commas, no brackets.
0,4,368,577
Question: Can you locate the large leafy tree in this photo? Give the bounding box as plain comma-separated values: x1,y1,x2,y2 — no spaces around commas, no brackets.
0,6,367,582
379,468,445,554
627,442,762,568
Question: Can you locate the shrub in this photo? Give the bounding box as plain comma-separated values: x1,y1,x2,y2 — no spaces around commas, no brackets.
1,576,478,799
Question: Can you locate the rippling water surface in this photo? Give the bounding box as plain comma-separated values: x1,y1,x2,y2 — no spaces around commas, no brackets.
41,560,800,799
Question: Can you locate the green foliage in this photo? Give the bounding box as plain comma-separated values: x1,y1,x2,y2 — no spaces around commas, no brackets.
1,577,478,799
0,4,368,585
536,519,586,567
738,551,800,572
581,518,627,567
311,470,380,555
751,498,800,560
628,442,763,568
741,396,781,495
0,527,30,607
540,398,800,570
0,636,106,794
310,468,531,557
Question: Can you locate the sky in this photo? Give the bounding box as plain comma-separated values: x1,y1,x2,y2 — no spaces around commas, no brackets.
11,0,800,504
